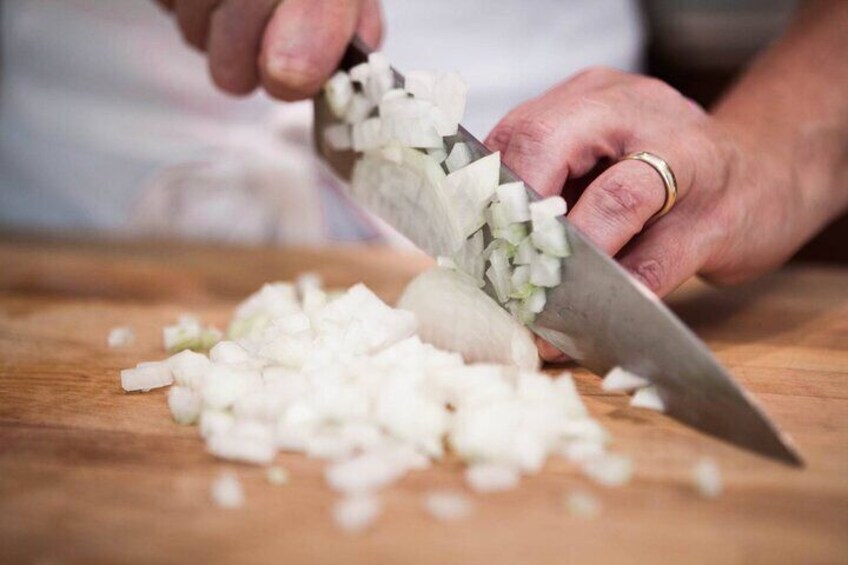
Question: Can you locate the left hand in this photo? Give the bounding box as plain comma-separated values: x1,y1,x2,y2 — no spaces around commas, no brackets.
485,68,811,362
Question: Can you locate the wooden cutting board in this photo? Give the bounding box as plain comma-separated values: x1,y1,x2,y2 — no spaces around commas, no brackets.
1,233,846,565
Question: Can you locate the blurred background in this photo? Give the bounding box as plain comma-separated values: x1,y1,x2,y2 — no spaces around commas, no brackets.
0,0,843,262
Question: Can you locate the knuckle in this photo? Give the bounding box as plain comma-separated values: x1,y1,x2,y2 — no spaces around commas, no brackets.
507,116,555,159
593,176,648,220
629,257,667,294
570,66,620,87
485,125,514,152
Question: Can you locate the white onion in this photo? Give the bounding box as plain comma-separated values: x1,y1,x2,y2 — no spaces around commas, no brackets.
630,385,665,412
211,472,244,509
207,420,276,465
167,386,201,424
445,142,473,173
602,367,650,393
107,326,135,348
344,93,374,125
324,71,353,118
465,463,521,493
495,182,531,223
403,70,437,100
692,457,723,498
529,253,561,288
443,152,501,237
121,361,173,392
352,117,384,151
398,267,539,371
564,490,601,518
582,453,633,487
349,62,371,84
333,494,381,533
486,245,512,304
424,491,473,521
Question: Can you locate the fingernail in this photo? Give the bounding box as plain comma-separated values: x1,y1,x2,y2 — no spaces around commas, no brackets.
266,53,316,88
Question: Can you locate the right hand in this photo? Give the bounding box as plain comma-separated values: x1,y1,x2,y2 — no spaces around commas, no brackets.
154,0,383,99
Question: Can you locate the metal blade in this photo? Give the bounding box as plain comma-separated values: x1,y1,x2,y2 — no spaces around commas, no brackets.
313,38,802,466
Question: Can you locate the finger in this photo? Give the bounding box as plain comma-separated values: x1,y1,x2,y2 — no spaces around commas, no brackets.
617,211,712,298
565,159,668,256
207,0,279,95
260,0,362,101
175,0,220,50
154,0,176,11
356,0,384,49
536,336,570,363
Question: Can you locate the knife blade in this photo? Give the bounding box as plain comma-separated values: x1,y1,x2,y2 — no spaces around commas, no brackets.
313,37,802,466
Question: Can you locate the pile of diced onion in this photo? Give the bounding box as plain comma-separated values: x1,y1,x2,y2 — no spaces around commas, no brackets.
121,273,648,531
322,52,570,324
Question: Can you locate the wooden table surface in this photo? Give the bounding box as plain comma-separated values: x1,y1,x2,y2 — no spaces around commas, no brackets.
1,234,846,565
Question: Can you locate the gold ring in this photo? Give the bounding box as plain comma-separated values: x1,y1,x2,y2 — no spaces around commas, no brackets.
622,151,678,220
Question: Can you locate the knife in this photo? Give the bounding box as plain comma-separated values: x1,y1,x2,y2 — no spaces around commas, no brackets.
313,37,802,466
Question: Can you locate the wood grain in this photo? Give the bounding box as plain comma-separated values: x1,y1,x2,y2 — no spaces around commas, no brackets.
1,234,846,565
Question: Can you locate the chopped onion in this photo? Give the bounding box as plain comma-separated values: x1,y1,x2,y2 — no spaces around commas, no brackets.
403,70,437,100
445,142,473,173
167,386,201,425
398,267,539,371
266,466,290,486
352,117,384,151
121,361,173,392
207,420,276,465
486,245,512,304
465,463,521,493
582,453,633,487
515,237,536,266
529,196,567,226
495,182,531,223
529,253,561,288
692,457,723,498
531,219,570,258
344,93,374,125
348,62,371,84
564,489,601,518
211,471,244,509
107,326,135,348
424,490,473,521
324,71,353,119
602,366,650,393
443,152,501,237
333,494,381,533
630,385,665,412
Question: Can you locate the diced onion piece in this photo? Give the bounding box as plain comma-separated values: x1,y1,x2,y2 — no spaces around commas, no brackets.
379,97,443,148
107,326,135,348
368,52,391,73
522,287,547,314
325,452,408,494
424,490,473,521
445,142,473,173
323,123,352,151
333,494,381,533
529,196,567,227
344,93,374,124
432,72,467,136
167,349,211,389
630,385,665,412
324,71,353,118
515,237,536,265
530,219,570,258
365,68,395,104
404,70,437,100
495,182,531,223
493,222,528,246
530,253,561,288
486,246,512,304
348,62,371,84
381,88,407,101
465,463,521,493
427,146,448,163
352,117,384,151
509,265,533,299
564,490,601,518
266,466,290,486
443,152,501,237
207,420,276,464
692,457,723,498
451,230,486,286
602,366,650,392
350,148,465,257
200,410,234,439
582,453,633,487
121,361,173,392
167,386,201,424
211,471,244,509
398,267,540,371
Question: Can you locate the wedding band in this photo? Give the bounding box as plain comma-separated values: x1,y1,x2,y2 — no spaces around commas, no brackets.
622,151,678,220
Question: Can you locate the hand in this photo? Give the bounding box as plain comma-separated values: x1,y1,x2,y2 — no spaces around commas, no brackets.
485,68,817,362
154,0,383,99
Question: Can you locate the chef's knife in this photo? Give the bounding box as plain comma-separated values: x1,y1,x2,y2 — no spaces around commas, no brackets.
313,37,802,466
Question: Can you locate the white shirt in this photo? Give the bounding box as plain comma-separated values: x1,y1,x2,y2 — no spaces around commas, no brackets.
0,0,643,243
